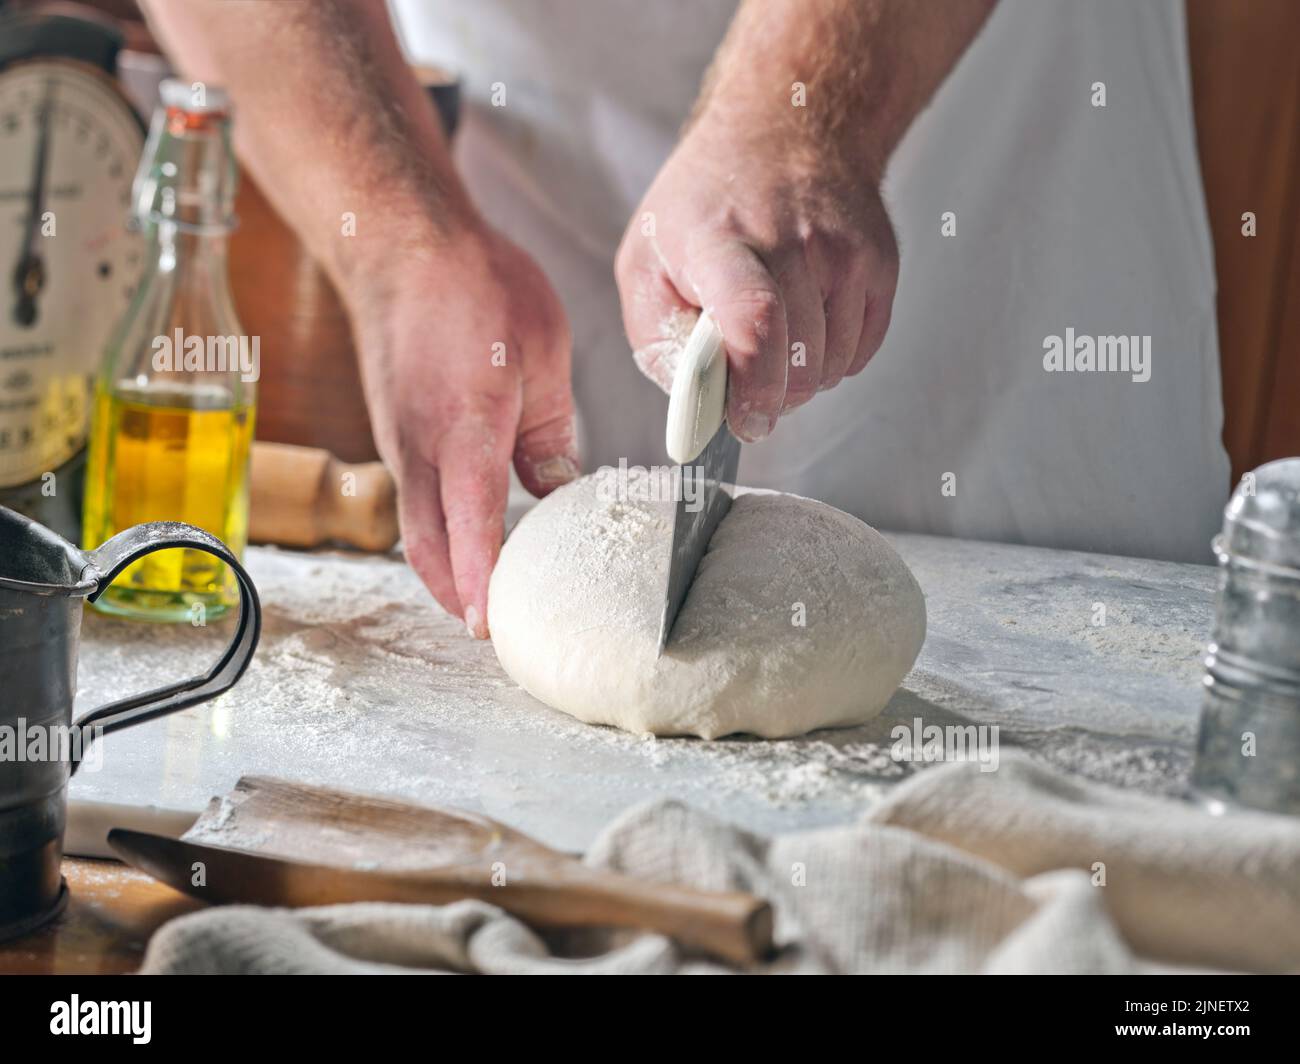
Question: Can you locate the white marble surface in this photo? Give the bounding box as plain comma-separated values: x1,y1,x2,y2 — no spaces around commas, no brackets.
67,532,1217,853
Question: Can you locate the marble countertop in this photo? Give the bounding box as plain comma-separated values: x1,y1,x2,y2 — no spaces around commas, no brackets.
68,532,1217,853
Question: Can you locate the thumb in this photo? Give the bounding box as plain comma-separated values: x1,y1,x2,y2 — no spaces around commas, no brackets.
616,227,697,394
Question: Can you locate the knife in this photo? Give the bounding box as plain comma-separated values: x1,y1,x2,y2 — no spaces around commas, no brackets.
657,311,741,655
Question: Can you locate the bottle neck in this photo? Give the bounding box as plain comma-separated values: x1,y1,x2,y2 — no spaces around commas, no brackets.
154,223,231,298
135,104,237,245
133,102,239,321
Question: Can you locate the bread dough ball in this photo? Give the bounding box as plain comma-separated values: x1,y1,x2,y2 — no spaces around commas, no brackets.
487,468,926,739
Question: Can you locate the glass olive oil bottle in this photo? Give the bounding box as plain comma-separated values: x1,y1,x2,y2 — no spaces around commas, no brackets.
83,80,255,621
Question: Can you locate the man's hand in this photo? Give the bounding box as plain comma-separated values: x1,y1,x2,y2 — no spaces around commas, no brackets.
617,0,995,436
140,0,580,637
617,116,899,441
346,225,577,638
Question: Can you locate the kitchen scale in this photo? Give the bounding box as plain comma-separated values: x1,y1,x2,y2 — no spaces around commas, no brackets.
0,4,145,542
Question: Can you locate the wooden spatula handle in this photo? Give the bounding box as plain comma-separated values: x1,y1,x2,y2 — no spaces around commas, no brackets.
116,774,777,967
505,865,775,966
250,441,398,551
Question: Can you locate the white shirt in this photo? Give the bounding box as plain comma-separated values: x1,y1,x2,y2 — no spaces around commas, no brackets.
392,0,1230,563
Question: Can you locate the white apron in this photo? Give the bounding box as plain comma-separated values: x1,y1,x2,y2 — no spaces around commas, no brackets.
391,0,1229,563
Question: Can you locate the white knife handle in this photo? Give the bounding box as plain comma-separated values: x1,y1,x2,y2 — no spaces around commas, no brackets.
665,311,728,464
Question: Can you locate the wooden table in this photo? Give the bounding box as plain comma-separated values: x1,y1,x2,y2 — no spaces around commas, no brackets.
0,859,203,974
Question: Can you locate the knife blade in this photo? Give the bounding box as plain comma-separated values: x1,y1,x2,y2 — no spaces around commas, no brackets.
657,312,741,655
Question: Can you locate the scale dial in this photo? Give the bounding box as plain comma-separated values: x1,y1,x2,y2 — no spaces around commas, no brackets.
0,57,143,487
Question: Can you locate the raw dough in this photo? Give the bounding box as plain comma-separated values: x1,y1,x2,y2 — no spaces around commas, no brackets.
487,468,926,739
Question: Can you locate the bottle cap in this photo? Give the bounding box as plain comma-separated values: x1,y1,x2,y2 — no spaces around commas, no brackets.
159,78,230,115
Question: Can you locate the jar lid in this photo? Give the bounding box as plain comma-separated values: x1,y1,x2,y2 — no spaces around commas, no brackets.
1219,458,1300,573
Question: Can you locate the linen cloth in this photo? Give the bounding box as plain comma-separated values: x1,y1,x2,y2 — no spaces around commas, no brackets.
140,754,1300,974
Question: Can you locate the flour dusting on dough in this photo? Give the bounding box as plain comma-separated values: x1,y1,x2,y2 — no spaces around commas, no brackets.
488,470,926,739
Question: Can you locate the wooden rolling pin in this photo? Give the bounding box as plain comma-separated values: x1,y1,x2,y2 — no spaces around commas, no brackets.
249,441,398,552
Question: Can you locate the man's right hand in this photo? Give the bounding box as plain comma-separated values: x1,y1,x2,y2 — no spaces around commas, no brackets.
344,224,578,639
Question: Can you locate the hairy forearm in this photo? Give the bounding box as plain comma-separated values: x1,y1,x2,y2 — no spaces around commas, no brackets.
696,0,997,180
139,0,473,294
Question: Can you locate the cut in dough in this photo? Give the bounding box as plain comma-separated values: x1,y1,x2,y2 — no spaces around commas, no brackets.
488,468,926,739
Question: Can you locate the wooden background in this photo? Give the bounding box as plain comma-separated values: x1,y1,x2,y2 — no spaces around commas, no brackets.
1187,0,1300,483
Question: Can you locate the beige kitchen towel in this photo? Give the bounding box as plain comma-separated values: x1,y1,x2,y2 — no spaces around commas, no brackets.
139,753,1300,974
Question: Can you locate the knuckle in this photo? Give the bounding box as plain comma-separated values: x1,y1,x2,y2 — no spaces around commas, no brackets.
722,286,783,346
460,381,520,420
728,284,782,315
867,234,901,287
518,405,575,446
782,386,816,412
878,255,900,292
431,396,519,460
737,373,788,412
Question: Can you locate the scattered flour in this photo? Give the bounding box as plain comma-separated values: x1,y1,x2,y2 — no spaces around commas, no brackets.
69,526,1214,852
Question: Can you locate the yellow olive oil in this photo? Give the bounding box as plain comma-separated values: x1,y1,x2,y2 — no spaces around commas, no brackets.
83,85,254,622
83,382,254,621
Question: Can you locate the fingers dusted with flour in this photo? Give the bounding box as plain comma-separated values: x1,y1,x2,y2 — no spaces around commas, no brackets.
616,0,997,439
616,233,698,394
617,229,791,440
685,241,789,441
